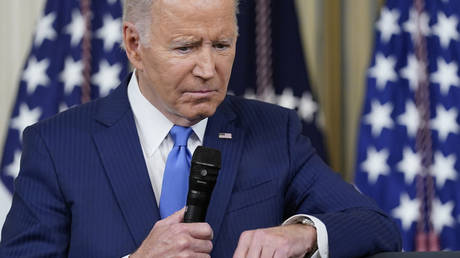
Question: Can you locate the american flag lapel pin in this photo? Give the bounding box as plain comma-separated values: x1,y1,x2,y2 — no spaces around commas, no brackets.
218,132,232,139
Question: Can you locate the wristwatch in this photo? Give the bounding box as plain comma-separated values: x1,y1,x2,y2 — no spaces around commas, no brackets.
292,216,316,228
292,217,317,258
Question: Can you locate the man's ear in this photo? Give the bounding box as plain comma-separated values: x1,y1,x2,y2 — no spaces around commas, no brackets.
123,22,143,70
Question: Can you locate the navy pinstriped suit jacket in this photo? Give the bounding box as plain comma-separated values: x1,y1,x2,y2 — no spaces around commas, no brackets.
0,75,401,257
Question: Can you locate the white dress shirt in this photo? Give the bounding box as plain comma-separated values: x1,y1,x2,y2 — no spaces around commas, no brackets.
127,72,207,205
126,71,328,257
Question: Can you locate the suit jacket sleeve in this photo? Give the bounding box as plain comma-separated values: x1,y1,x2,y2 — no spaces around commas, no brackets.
0,125,69,257
284,109,401,257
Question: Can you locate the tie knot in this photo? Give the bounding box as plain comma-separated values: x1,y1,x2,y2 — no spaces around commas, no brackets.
170,125,192,147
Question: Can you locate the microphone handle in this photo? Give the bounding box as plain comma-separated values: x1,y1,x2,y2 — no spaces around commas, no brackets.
184,205,207,223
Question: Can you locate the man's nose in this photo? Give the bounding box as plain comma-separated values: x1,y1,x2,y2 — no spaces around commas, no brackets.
192,47,216,80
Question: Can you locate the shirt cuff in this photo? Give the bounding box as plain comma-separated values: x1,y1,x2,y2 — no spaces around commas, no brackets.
283,214,329,258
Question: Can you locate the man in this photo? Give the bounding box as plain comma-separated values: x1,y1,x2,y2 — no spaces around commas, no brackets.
0,0,401,257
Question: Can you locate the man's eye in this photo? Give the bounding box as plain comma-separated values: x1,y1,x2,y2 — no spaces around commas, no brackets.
176,46,192,53
214,43,229,50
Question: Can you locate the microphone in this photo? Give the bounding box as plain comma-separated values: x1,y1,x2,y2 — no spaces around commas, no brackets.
184,146,221,223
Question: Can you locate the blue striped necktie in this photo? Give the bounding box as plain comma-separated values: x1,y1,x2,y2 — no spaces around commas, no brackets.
159,125,193,218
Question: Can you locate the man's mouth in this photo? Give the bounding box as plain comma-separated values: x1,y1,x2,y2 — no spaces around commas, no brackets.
185,90,217,98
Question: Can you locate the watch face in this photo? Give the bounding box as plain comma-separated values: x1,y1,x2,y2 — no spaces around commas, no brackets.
300,218,316,228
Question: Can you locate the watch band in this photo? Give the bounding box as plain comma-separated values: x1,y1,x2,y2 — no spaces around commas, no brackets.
291,216,316,228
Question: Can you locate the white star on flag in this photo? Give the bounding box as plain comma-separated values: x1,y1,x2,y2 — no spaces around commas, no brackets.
64,9,85,46
392,193,420,231
400,55,425,91
364,100,394,137
431,152,457,188
60,57,83,95
430,58,460,96
432,199,455,233
22,56,50,95
59,102,70,113
396,147,422,185
34,12,57,46
278,88,298,110
243,88,320,125
10,104,42,140
92,60,122,97
361,147,390,184
298,92,318,122
432,12,460,49
431,105,459,142
96,15,122,52
368,53,398,90
4,151,21,179
397,101,420,138
376,7,401,43
403,8,430,41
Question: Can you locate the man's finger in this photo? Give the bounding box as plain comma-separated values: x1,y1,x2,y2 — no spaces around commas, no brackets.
189,238,213,253
245,241,262,258
192,254,211,258
246,230,263,258
260,245,276,258
185,222,214,240
233,230,253,258
163,207,186,225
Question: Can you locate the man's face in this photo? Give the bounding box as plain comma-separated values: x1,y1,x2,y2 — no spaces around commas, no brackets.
135,0,237,126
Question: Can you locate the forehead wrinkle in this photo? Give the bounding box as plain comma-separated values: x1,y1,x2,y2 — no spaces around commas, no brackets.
149,0,238,46
171,35,198,41
153,0,237,25
163,25,236,43
169,37,201,47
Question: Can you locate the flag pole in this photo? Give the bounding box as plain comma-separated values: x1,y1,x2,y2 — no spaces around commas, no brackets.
255,0,274,101
81,0,92,104
414,0,439,251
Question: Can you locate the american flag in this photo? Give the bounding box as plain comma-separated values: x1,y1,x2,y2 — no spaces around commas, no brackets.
355,0,460,251
0,0,128,237
228,0,327,161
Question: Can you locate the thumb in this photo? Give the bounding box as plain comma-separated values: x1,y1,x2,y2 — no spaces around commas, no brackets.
164,207,186,224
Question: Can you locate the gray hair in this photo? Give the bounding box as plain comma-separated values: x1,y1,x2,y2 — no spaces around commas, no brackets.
122,0,239,47
122,0,155,46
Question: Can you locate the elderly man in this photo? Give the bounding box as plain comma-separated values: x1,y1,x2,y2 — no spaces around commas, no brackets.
0,0,401,257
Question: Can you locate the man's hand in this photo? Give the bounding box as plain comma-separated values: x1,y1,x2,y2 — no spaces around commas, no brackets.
233,224,317,258
130,207,213,258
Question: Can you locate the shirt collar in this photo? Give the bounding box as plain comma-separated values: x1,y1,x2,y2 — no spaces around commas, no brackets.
127,70,207,156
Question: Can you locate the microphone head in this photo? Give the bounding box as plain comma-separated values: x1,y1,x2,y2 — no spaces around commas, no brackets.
192,146,221,169
184,146,222,223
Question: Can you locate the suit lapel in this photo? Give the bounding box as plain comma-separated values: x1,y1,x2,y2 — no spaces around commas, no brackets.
92,76,160,246
204,98,245,240
91,78,244,245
